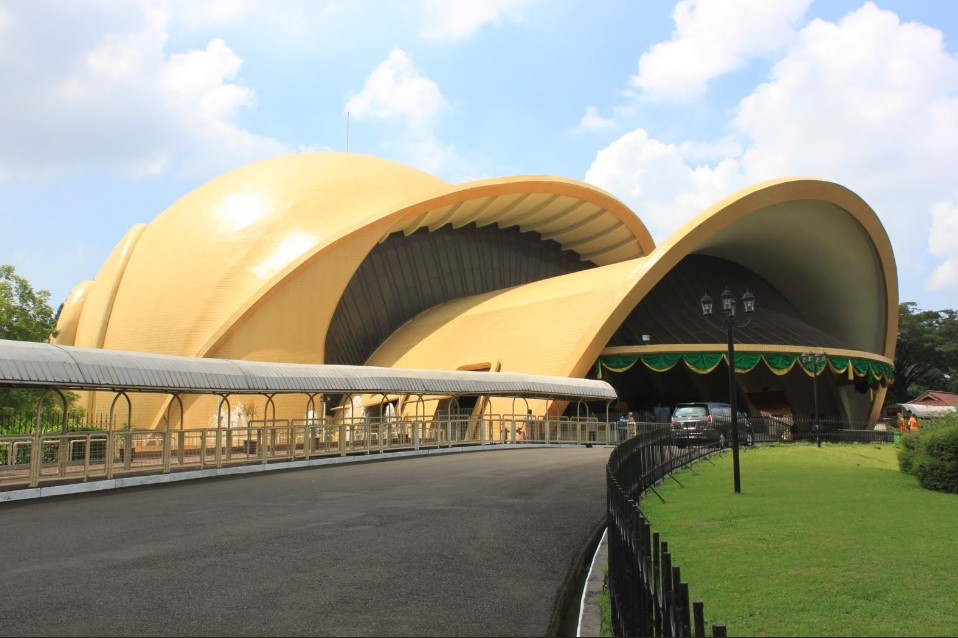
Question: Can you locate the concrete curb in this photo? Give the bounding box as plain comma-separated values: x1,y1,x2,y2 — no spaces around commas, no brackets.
577,527,608,637
0,443,612,503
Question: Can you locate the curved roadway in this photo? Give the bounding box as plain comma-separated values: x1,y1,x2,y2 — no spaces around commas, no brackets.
0,447,609,637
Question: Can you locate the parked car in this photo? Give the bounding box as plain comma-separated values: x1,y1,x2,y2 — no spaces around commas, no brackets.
670,402,754,448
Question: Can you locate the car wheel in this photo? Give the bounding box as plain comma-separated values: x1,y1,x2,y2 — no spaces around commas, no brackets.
718,432,726,448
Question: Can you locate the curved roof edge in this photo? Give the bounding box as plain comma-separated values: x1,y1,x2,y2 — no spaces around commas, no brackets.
386,175,655,263
648,179,894,356
197,171,656,361
550,178,896,385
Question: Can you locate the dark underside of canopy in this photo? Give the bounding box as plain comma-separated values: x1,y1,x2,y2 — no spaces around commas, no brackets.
609,254,852,350
325,223,594,366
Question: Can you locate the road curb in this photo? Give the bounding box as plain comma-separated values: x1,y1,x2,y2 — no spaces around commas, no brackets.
577,527,608,637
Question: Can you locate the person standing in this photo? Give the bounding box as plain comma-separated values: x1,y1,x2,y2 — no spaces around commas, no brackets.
898,411,908,435
907,411,921,432
617,413,629,443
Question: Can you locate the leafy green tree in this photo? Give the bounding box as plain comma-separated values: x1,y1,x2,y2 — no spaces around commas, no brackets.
0,264,59,342
891,302,958,402
0,265,62,416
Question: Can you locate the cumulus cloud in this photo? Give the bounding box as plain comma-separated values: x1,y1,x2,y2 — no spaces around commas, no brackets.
168,0,254,26
632,0,812,101
419,0,533,40
0,0,289,180
345,48,457,173
345,49,448,128
575,106,617,133
589,2,958,297
927,200,958,291
586,130,743,239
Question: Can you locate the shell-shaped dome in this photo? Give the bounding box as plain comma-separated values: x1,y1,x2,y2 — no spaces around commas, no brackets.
71,153,452,356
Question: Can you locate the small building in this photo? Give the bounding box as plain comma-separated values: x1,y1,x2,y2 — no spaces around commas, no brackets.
900,390,958,419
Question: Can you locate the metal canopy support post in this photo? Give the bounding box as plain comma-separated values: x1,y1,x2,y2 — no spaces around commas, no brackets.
106,391,132,478
214,395,230,469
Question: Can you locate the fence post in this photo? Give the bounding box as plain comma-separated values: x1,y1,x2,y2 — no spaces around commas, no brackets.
693,600,706,637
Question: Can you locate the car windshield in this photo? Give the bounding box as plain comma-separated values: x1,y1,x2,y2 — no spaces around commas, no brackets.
673,406,707,418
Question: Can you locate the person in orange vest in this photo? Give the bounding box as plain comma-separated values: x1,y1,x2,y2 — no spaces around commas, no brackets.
907,411,920,432
897,411,908,434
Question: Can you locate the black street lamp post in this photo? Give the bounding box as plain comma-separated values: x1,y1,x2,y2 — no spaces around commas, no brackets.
800,352,827,447
701,288,755,494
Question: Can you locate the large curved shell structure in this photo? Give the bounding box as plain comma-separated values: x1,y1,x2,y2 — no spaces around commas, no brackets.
55,153,896,427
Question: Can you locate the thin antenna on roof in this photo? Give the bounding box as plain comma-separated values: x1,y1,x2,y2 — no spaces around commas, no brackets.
346,111,350,153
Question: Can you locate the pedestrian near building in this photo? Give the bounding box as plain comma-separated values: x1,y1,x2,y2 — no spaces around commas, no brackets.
617,413,631,443
898,411,908,434
908,411,920,432
523,409,534,441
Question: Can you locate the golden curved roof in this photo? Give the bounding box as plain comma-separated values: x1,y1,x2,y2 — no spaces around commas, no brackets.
367,178,897,386
62,153,654,366
53,153,897,427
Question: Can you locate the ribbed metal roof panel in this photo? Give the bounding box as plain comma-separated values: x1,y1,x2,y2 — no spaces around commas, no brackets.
0,339,84,385
0,340,616,400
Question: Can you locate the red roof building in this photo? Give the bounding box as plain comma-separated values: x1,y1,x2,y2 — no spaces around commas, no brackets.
909,390,958,407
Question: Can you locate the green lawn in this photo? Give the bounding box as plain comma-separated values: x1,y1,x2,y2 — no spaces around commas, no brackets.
638,443,958,637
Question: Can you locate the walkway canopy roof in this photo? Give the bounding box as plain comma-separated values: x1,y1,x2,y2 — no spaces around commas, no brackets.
0,340,617,401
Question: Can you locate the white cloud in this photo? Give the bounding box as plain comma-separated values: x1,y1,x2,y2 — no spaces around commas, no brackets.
0,0,289,180
590,3,958,297
927,200,958,291
419,0,533,40
632,0,811,101
575,106,616,133
586,129,743,240
168,0,254,26
345,48,457,173
345,49,448,128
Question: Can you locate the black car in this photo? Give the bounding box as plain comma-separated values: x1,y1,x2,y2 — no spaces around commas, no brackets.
670,402,754,448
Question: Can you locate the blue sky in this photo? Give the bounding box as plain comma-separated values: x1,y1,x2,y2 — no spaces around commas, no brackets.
1,0,957,313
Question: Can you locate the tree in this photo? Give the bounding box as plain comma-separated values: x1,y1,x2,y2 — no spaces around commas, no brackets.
891,302,958,402
0,264,59,342
0,265,62,416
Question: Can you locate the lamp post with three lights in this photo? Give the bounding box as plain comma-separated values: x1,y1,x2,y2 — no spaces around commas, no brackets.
700,288,755,494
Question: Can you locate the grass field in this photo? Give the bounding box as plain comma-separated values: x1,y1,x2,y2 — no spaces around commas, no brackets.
638,443,958,637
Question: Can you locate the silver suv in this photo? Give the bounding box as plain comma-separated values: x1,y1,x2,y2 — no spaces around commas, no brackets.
670,402,754,448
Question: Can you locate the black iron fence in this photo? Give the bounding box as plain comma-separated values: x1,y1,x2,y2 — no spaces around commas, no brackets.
748,415,896,444
606,424,728,637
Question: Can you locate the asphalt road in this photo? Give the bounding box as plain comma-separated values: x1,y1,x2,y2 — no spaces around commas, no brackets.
0,447,610,637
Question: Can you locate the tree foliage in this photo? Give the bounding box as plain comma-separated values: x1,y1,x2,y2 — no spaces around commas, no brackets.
891,302,958,402
0,264,59,342
0,264,62,414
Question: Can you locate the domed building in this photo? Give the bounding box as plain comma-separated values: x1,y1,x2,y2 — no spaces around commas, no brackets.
53,152,897,429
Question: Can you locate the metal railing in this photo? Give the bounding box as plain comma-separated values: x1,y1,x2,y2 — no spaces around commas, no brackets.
606,424,728,637
0,409,895,492
0,413,644,491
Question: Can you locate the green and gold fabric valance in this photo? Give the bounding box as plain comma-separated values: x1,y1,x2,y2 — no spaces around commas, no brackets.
595,353,894,384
